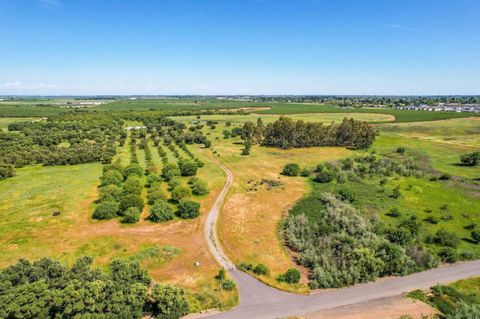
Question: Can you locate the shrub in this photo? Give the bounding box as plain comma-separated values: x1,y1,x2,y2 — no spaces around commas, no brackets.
282,163,301,176
438,248,458,263
92,200,119,220
386,207,401,217
119,194,144,213
471,230,480,244
277,268,301,284
222,279,236,291
314,170,335,183
101,169,124,186
300,167,312,177
147,183,167,205
150,283,189,319
189,178,209,196
122,207,140,224
391,186,401,199
396,147,405,154
171,186,192,202
238,262,253,271
439,173,451,180
337,187,356,202
145,174,162,188
423,216,439,224
162,163,181,181
215,268,226,281
148,200,174,222
386,227,412,246
98,184,122,202
179,160,198,176
432,229,461,248
253,264,269,276
124,164,144,177
123,176,143,195
460,151,480,166
177,200,200,219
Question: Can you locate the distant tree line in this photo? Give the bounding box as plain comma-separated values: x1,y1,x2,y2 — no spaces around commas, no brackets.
0,117,124,179
241,117,376,150
0,256,190,319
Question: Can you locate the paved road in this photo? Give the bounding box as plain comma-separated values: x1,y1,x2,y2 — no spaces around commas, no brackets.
203,156,480,319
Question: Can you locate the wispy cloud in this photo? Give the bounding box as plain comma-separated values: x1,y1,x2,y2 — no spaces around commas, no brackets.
378,23,422,32
0,81,59,90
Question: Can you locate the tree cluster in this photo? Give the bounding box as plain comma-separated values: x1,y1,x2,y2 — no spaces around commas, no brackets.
0,256,189,319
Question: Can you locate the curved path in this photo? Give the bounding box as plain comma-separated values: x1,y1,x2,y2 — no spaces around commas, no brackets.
203,156,480,319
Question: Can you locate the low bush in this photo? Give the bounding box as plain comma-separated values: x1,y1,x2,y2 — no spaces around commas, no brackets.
282,163,301,176
277,268,301,284
253,264,269,276
171,186,192,202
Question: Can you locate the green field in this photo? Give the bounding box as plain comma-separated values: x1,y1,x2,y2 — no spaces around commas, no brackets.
0,117,40,130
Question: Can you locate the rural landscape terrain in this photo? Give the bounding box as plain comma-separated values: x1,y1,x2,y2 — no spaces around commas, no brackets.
0,96,479,318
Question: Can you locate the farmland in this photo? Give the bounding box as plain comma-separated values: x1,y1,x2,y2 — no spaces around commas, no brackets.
0,97,479,316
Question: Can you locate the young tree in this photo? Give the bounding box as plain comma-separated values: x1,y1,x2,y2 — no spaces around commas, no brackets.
177,200,200,219
119,194,144,213
148,200,174,222
171,186,192,202
92,200,119,220
189,178,209,196
277,268,301,284
282,163,301,176
122,207,141,224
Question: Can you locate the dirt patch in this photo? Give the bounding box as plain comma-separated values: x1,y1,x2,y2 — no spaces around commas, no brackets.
297,296,436,319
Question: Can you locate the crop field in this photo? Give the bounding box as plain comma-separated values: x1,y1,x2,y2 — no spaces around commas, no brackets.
170,112,395,125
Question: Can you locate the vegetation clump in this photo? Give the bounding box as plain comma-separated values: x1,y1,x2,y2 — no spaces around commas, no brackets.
282,163,301,176
0,256,190,319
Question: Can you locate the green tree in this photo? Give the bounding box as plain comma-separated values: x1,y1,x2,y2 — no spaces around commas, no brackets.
177,200,200,219
460,151,480,166
122,207,141,223
282,163,301,176
148,200,174,222
150,283,189,319
171,185,192,202
119,194,144,213
277,268,301,284
92,200,119,219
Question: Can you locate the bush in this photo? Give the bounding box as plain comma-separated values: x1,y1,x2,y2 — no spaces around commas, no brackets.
92,200,119,220
119,194,144,213
471,230,480,244
314,169,335,183
432,229,461,248
423,216,439,224
282,163,301,176
189,178,209,196
337,187,356,202
238,262,253,272
98,184,122,202
101,169,124,186
222,279,236,291
439,173,451,180
300,167,312,177
253,264,269,276
147,183,167,205
277,268,301,284
460,151,480,166
123,176,143,195
396,147,406,154
148,200,174,222
162,163,181,181
177,200,200,219
386,207,401,217
124,164,144,177
438,248,458,263
180,160,198,176
150,283,189,319
171,186,192,202
122,207,140,224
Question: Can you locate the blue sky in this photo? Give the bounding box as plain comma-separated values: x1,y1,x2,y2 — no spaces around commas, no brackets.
0,0,479,95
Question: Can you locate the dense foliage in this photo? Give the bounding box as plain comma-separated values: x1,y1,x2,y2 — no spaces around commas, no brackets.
241,117,376,150
0,117,124,178
0,256,189,319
